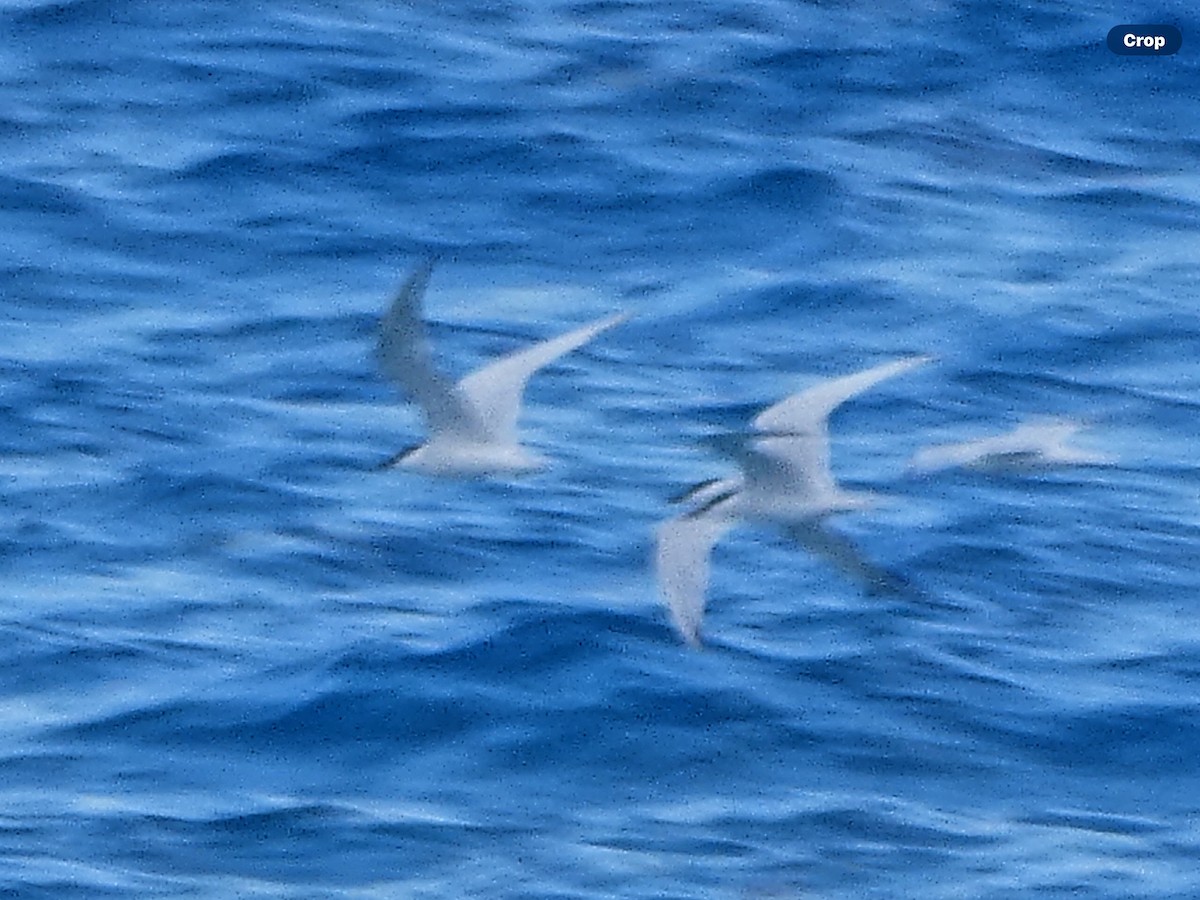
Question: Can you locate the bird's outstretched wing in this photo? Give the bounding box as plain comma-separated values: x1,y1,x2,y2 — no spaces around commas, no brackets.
739,357,932,506
785,521,908,594
376,260,480,439
458,311,630,444
655,504,736,647
753,356,932,435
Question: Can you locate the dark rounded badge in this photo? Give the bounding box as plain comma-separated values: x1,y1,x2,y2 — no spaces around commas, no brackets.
1107,24,1182,55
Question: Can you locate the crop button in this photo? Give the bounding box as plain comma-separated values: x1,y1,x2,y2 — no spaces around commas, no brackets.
1107,24,1182,55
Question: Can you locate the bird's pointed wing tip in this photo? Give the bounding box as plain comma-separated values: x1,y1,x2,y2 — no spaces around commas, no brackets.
667,615,703,649
594,309,633,331
384,257,437,317
405,255,437,283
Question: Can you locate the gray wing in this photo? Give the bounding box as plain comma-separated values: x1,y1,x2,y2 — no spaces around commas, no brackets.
753,356,932,434
376,260,480,439
785,521,908,594
744,356,931,502
457,311,630,444
654,507,736,647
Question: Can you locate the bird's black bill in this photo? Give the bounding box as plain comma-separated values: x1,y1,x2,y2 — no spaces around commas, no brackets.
375,444,420,470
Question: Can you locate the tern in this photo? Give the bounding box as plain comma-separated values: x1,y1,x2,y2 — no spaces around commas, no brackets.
908,418,1107,473
655,356,931,647
376,260,628,476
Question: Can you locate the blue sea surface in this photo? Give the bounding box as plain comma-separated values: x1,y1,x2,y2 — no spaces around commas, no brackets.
4,1,1200,896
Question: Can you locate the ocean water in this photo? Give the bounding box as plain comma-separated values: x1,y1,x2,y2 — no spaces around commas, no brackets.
3,0,1200,896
